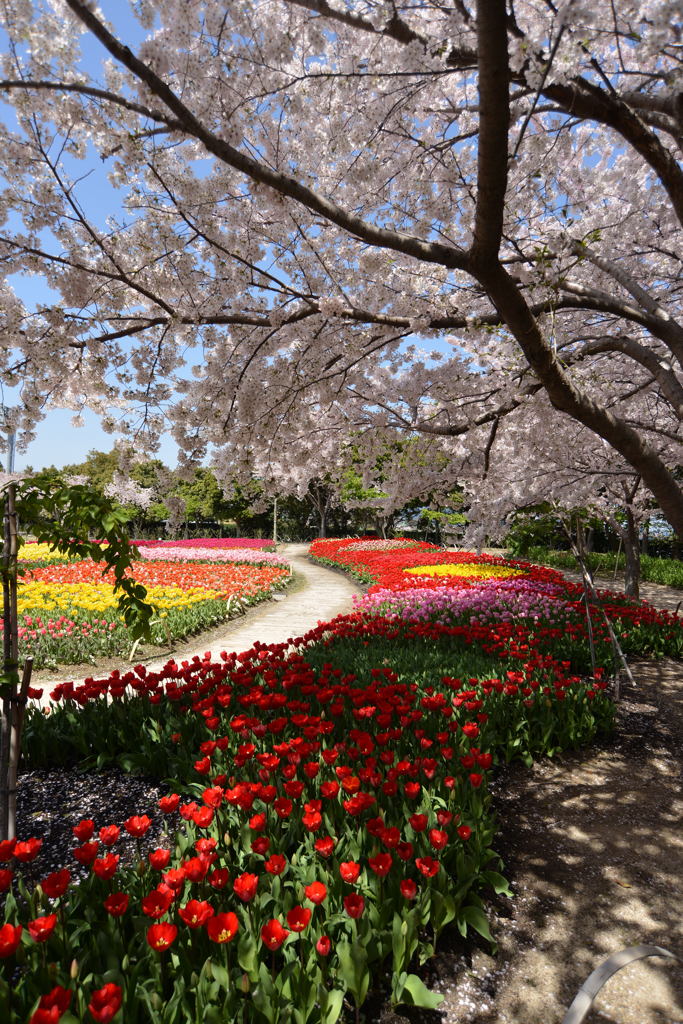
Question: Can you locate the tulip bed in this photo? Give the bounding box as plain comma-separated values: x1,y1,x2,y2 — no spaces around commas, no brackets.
310,538,683,666
1,538,679,1024
12,542,291,669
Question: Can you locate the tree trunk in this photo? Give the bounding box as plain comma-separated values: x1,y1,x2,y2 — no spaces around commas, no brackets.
475,263,683,538
0,484,20,840
640,522,649,556
318,511,327,539
575,517,586,560
623,506,641,601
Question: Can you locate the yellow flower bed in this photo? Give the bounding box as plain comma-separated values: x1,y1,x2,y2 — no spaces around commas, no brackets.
19,542,72,562
403,563,524,580
17,582,224,617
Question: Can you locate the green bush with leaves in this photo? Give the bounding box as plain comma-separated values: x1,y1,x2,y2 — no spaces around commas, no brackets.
518,548,683,591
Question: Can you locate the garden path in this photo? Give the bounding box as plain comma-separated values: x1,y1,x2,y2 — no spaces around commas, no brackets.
34,543,361,702
141,541,362,670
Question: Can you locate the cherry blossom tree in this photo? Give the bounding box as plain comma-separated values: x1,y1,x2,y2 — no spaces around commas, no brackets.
447,394,655,597
0,1,681,530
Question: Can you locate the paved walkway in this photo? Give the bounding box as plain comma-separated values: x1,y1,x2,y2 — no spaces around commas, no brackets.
35,545,361,699
143,542,362,669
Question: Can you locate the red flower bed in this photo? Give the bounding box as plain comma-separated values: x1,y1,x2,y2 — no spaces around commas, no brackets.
310,536,563,592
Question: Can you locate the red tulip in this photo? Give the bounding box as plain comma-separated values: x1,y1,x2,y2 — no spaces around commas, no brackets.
368,852,392,877
72,819,95,842
40,872,70,897
339,861,361,884
148,848,171,871
0,922,22,957
30,985,72,1024
304,881,327,904
415,857,440,878
73,842,99,866
98,825,120,846
208,867,230,890
28,914,58,943
201,786,223,808
14,838,42,862
191,806,214,828
0,838,16,861
233,872,258,902
264,854,286,876
146,922,178,951
314,836,335,858
93,854,119,880
103,892,129,917
182,857,209,883
261,918,289,950
158,793,180,813
343,893,365,919
141,888,174,919
124,815,152,838
206,911,239,943
400,879,418,900
273,797,293,819
178,899,215,928
88,983,122,1023
162,867,186,893
286,906,311,932
428,829,448,851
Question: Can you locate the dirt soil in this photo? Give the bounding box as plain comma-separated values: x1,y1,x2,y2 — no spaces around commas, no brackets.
391,658,683,1024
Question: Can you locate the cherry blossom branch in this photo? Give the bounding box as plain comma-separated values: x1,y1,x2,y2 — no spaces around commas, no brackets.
62,0,471,273
0,78,182,128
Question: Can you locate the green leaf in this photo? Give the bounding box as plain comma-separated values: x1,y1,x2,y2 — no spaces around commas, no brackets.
336,940,369,1007
459,905,495,945
252,963,279,1024
318,987,345,1024
208,959,230,993
237,931,259,982
392,912,406,970
398,974,444,1010
483,870,513,896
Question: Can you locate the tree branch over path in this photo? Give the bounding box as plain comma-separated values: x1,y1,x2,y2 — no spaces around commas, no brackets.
62,0,470,274
0,0,680,536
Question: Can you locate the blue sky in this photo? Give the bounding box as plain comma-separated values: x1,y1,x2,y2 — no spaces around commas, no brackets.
0,2,182,472
9,408,179,472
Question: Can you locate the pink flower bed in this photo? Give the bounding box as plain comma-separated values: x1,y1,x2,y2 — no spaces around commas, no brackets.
135,538,274,550
137,547,289,568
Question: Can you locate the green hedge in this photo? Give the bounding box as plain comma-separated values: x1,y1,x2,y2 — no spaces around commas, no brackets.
516,548,683,590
